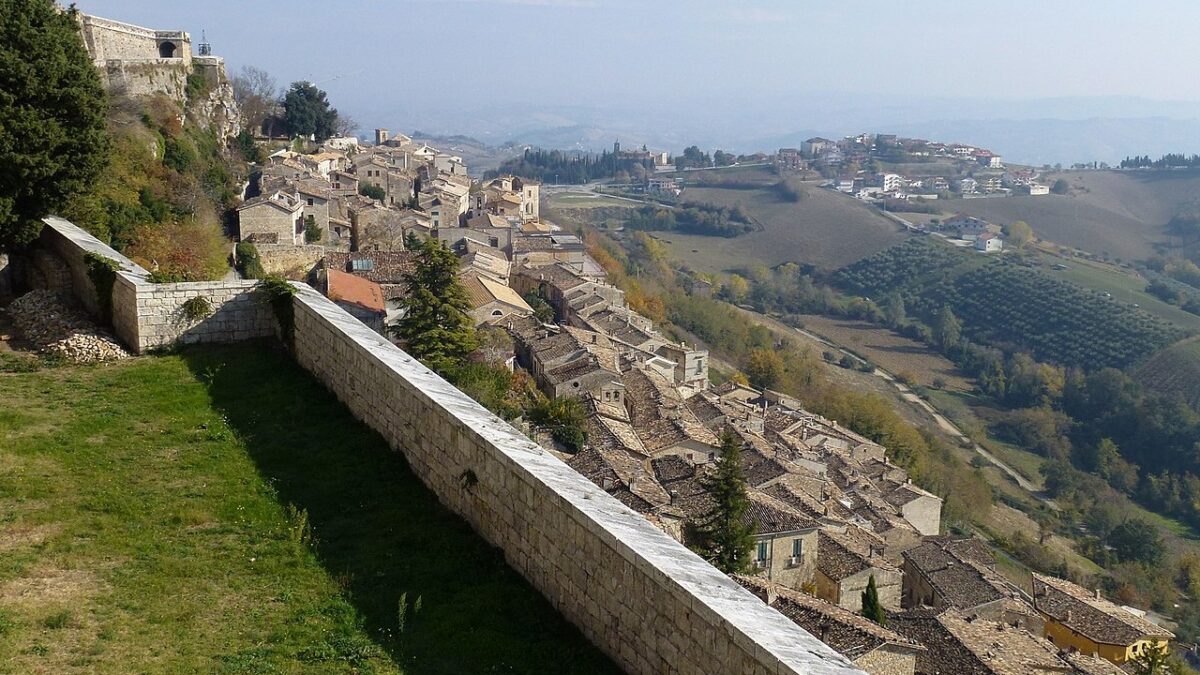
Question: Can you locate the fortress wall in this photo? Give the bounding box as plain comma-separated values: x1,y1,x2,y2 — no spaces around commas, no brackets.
101,59,191,100
79,14,171,62
28,216,867,675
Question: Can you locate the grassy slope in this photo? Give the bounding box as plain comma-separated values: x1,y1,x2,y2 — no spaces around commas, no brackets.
659,179,905,273
937,170,1200,262
0,344,618,675
1134,336,1200,407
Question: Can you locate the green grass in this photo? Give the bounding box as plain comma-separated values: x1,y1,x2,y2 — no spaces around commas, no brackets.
1046,256,1200,331
0,343,619,674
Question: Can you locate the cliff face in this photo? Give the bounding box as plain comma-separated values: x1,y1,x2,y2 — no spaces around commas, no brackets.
187,59,242,141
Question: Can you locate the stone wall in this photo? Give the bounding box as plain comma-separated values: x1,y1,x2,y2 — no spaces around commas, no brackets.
101,59,191,100
113,274,276,352
31,218,274,353
25,216,868,675
290,285,864,675
255,244,328,278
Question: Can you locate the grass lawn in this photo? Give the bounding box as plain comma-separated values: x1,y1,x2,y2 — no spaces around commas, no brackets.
0,342,619,674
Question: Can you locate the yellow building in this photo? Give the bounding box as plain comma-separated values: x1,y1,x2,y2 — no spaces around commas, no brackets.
1031,573,1173,665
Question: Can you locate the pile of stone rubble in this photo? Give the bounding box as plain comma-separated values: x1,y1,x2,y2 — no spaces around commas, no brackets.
6,290,129,364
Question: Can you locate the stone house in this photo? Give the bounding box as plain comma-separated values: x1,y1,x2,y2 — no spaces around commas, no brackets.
1031,573,1173,665
745,492,821,591
237,190,304,244
622,367,719,464
461,272,534,326
814,530,902,613
900,538,1032,629
512,234,586,269
296,180,331,242
738,576,922,675
880,482,942,537
889,607,1075,675
321,251,416,323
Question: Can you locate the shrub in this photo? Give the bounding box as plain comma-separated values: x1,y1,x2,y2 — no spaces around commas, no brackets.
84,251,121,324
181,296,212,321
304,216,322,244
235,241,265,279
259,274,296,346
359,184,385,201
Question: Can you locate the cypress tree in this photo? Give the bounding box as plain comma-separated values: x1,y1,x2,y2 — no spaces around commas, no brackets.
696,428,755,574
0,0,110,250
391,237,477,375
861,575,887,626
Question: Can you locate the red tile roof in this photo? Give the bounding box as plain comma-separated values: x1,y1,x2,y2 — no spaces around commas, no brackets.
327,269,386,313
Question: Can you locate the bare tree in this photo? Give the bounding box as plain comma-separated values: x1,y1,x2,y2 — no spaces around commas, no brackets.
231,65,278,134
334,112,359,139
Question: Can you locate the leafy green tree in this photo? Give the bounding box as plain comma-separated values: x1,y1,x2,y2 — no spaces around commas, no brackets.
882,293,906,327
0,0,109,250
695,429,755,574
1109,518,1165,565
526,396,588,452
861,575,887,626
1051,178,1069,195
281,81,339,142
933,305,962,351
303,215,321,243
391,238,477,374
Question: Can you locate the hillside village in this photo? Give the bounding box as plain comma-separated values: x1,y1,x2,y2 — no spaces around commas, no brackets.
0,5,1192,675
232,112,1181,673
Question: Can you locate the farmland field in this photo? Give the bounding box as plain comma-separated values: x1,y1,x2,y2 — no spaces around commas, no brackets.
1134,336,1200,406
797,314,973,392
655,170,906,272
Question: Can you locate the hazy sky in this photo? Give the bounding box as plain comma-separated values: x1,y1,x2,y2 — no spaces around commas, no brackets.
74,1,1200,160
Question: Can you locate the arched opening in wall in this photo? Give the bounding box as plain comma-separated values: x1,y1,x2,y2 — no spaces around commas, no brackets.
158,41,177,58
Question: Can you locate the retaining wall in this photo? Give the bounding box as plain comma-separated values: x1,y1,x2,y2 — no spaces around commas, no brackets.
26,217,866,675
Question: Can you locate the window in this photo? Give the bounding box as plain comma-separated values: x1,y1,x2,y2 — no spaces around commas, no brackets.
491,309,503,317
792,539,803,558
307,198,314,206
756,542,768,563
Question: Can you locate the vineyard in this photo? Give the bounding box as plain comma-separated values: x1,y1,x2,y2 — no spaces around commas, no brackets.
834,238,1187,370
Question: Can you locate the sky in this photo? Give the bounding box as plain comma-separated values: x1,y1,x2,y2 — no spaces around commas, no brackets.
74,0,1200,162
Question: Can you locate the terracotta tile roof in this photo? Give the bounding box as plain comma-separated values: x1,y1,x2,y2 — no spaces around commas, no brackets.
566,444,668,512
744,491,818,534
902,537,1014,612
651,455,695,484
324,251,416,285
736,576,922,661
1032,574,1173,645
622,368,718,453
889,608,1068,675
817,530,883,581
326,269,385,314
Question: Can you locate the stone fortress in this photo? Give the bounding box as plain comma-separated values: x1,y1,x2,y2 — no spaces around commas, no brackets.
74,10,240,138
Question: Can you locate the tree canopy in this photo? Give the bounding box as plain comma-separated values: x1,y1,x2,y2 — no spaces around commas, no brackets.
392,237,477,374
281,81,339,142
694,429,755,574
0,0,109,250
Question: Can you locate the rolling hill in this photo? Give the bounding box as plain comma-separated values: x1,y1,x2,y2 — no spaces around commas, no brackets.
656,170,906,272
937,170,1200,261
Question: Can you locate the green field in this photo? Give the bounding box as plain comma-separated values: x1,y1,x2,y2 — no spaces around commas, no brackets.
1134,336,1200,406
1045,256,1200,331
0,344,617,674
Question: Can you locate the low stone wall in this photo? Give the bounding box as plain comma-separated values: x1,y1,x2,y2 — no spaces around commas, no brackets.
33,218,274,353
254,243,328,278
290,284,863,675
113,274,275,352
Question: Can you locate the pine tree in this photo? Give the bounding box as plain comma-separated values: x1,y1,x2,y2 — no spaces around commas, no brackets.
391,237,477,375
861,575,886,626
695,429,755,574
0,0,110,250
